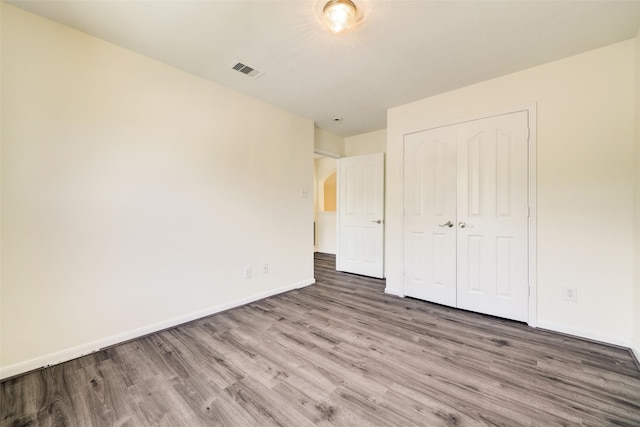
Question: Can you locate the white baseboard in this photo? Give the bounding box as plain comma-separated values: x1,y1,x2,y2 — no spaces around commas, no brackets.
384,287,403,297
536,319,633,349
0,278,315,381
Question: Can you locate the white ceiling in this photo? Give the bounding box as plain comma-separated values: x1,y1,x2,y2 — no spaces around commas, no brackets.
8,0,640,137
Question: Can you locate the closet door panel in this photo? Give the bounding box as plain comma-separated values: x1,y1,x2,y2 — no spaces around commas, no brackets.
403,127,457,306
456,111,529,322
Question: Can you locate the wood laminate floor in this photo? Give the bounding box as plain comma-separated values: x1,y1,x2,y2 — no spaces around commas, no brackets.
2,253,640,426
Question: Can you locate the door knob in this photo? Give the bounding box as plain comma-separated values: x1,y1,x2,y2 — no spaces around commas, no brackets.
438,221,454,228
459,221,468,228
371,220,382,224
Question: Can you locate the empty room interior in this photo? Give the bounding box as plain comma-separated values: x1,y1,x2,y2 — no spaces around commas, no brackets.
2,0,640,425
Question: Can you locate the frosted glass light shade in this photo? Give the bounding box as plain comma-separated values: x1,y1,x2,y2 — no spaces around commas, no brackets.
323,0,357,34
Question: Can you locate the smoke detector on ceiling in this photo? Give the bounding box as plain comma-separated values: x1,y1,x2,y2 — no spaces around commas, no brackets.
231,61,264,79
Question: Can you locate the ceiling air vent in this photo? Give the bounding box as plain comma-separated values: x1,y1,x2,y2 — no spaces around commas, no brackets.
231,62,263,79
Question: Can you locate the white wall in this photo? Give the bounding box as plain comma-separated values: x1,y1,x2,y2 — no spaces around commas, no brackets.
316,213,337,255
634,30,640,361
388,40,636,346
345,129,387,156
1,4,314,378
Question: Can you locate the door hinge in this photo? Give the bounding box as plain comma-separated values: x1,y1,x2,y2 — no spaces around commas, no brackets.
528,207,531,218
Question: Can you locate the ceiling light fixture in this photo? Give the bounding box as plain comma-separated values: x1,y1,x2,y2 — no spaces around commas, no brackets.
323,0,358,34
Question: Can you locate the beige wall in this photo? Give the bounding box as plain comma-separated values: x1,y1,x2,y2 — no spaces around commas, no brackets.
314,127,345,158
634,30,640,360
345,129,387,156
388,40,636,346
315,127,385,158
314,157,337,254
311,126,342,256
1,4,314,377
323,174,337,212
314,157,338,213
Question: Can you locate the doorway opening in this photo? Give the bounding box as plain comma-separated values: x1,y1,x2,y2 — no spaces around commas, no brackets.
314,156,338,255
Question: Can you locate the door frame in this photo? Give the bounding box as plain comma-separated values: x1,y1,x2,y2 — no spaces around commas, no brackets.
400,103,537,327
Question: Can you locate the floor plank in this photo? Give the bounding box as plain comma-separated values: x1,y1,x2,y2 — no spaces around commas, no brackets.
2,252,639,426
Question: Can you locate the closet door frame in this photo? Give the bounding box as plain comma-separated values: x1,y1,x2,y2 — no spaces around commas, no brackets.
400,103,537,328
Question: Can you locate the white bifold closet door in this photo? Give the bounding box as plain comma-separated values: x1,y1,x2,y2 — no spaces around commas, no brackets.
403,111,529,322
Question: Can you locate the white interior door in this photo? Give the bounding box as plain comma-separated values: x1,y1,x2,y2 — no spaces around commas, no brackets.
337,153,385,278
402,110,530,322
456,112,529,321
403,127,457,306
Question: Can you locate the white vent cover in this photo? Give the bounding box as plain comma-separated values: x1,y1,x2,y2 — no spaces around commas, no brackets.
231,61,263,79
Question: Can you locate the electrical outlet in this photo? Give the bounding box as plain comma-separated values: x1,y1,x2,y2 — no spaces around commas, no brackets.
244,266,252,279
299,188,308,198
564,286,577,302
262,263,269,274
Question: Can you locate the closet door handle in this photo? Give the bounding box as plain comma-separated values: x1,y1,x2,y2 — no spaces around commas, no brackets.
372,219,382,224
438,221,454,228
459,221,468,228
